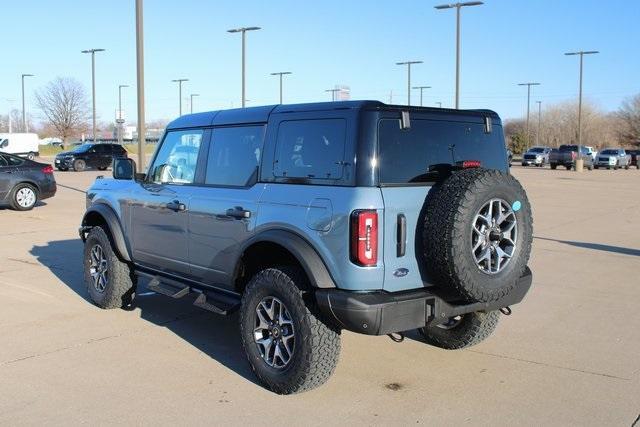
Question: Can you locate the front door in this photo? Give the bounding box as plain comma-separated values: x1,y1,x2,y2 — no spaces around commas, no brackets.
188,125,265,289
130,129,205,276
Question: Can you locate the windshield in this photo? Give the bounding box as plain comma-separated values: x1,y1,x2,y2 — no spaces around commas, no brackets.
559,145,578,152
528,147,544,153
601,149,618,155
71,144,93,153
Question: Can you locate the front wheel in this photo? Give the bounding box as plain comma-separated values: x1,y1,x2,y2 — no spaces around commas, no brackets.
73,159,86,172
565,165,572,170
83,226,136,309
594,165,599,169
240,267,341,394
550,163,557,170
419,310,500,349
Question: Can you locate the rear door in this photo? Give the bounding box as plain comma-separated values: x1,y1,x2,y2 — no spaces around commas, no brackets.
0,154,14,200
130,128,205,276
187,125,266,289
377,116,507,292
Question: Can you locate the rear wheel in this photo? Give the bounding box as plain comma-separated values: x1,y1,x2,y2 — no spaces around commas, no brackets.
27,152,36,161
594,165,599,169
419,311,500,349
73,159,86,172
565,165,572,170
239,266,341,394
83,226,136,309
98,166,108,171
10,183,38,211
624,164,630,170
550,163,557,170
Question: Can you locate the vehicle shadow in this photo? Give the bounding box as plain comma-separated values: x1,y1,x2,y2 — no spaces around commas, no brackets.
534,236,640,257
29,238,258,386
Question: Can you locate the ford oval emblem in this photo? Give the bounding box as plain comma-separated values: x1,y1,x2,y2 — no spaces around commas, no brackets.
393,268,409,278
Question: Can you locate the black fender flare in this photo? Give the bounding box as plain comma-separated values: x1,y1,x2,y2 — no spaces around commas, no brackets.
240,230,336,289
80,204,132,262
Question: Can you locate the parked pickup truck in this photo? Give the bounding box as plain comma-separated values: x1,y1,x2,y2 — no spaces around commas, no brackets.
595,148,631,170
549,145,594,170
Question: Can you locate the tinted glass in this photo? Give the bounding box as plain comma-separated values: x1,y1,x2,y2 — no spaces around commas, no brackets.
148,129,203,184
559,145,578,152
205,126,264,187
274,119,346,180
94,144,110,154
378,119,506,184
112,144,126,155
601,149,618,155
0,155,8,167
72,144,92,153
5,154,25,166
529,147,544,153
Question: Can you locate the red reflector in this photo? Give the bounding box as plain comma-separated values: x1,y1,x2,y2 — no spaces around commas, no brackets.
350,210,378,267
460,160,481,168
42,165,54,174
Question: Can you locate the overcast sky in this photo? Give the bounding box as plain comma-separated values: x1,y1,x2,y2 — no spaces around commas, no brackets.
1,0,638,124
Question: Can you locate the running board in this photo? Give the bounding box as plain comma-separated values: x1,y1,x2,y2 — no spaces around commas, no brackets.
136,270,240,316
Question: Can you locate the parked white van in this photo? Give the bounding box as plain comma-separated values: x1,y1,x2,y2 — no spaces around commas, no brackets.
0,133,40,160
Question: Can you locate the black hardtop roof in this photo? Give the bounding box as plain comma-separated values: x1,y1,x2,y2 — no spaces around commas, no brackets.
166,100,500,130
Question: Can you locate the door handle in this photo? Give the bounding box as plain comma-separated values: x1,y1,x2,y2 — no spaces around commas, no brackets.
226,207,251,219
166,200,186,212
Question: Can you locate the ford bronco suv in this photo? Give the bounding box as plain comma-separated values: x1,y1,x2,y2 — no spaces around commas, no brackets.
80,101,533,394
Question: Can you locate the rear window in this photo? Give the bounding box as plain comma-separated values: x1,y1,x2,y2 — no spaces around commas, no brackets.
378,119,506,185
274,119,346,180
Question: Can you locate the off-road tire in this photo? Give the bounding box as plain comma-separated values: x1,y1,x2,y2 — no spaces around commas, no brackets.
239,267,341,394
422,168,532,303
73,159,86,172
83,226,136,309
9,183,38,211
419,311,500,350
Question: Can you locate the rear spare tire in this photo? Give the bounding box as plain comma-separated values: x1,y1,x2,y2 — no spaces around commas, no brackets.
422,168,532,303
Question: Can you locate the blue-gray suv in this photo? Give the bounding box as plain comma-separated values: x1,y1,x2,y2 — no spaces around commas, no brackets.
80,101,533,394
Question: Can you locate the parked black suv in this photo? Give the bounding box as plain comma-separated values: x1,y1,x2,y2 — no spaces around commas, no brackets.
55,143,128,172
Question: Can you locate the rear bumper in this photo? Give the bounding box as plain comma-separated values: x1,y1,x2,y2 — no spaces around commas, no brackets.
316,267,532,335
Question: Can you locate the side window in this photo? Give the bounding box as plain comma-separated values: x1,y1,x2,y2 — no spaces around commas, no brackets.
148,129,203,184
94,144,109,154
0,155,8,167
112,145,125,155
205,126,264,187
6,155,24,166
274,119,346,180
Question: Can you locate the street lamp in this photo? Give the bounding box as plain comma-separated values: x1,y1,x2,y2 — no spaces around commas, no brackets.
517,82,540,150
396,61,423,106
21,74,34,132
135,0,146,169
81,48,106,141
117,84,129,145
536,100,542,147
565,50,599,172
412,85,431,107
171,79,189,116
434,1,483,109
227,26,261,108
325,88,340,101
270,71,292,104
190,94,199,114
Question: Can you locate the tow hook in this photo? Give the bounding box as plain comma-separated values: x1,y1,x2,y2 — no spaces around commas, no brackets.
500,306,512,316
387,332,404,343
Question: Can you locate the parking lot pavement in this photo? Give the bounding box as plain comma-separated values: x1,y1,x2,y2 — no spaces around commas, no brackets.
1,165,639,426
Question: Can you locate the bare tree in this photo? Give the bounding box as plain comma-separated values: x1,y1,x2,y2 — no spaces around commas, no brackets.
35,77,90,148
0,109,34,133
615,94,640,147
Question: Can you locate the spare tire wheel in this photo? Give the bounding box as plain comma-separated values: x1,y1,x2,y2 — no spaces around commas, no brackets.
422,168,532,303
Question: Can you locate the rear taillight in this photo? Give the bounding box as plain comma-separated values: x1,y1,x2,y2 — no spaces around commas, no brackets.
42,165,54,174
457,160,482,168
350,210,378,267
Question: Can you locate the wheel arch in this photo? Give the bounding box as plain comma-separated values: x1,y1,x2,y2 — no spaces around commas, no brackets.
234,230,336,294
80,204,132,262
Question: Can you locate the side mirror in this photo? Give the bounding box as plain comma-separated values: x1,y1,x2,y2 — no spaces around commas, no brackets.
113,158,137,180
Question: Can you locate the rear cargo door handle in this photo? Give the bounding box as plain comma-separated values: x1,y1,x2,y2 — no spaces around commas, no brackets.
166,200,186,212
226,207,251,219
397,214,406,257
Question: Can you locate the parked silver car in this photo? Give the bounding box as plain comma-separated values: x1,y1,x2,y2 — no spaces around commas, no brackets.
595,148,631,170
521,146,551,167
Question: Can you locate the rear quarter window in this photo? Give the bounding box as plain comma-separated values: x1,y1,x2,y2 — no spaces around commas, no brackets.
273,119,346,180
378,118,506,185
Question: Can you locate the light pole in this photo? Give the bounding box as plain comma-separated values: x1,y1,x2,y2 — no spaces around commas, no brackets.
517,82,540,150
270,71,292,104
135,0,146,169
565,50,599,172
81,48,106,142
434,1,483,109
190,94,199,114
436,101,442,108
412,85,431,107
117,84,129,145
325,88,340,101
171,79,189,116
536,100,542,146
396,61,423,106
21,74,34,132
227,27,261,108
